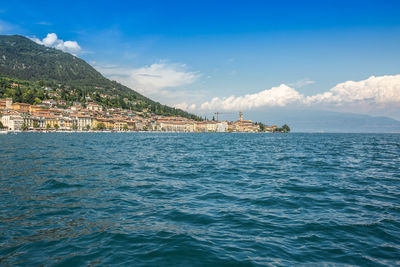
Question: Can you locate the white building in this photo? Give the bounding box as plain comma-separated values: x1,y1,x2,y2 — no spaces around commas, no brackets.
71,114,92,130
216,122,228,132
1,114,24,131
87,103,103,111
42,99,58,107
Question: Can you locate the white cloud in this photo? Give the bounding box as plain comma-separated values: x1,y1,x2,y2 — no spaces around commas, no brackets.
173,103,197,112
305,74,400,105
131,62,199,89
176,74,400,113
31,33,81,55
288,78,315,88
96,61,201,97
199,84,304,111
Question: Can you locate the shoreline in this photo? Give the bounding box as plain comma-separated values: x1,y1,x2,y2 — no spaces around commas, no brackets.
0,130,275,134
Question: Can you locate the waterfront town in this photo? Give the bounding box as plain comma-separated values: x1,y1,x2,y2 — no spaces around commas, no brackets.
0,97,278,133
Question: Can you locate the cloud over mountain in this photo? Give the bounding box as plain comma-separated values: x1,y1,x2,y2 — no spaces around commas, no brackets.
305,74,400,105
31,33,81,55
96,61,200,97
199,84,303,111
175,74,400,118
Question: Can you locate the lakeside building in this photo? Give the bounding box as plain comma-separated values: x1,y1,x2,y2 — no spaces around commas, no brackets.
11,102,31,113
195,121,218,132
71,114,92,130
216,122,228,132
0,98,12,110
0,98,276,132
1,110,23,131
114,120,128,131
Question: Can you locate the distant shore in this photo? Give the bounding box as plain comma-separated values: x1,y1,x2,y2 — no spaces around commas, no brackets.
0,129,277,134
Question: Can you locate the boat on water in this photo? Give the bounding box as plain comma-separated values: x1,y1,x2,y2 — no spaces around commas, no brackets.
0,130,8,134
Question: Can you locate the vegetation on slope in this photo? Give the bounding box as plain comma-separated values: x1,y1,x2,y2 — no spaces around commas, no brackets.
0,35,202,120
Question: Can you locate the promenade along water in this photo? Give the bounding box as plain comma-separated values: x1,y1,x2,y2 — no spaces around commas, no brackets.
0,133,399,266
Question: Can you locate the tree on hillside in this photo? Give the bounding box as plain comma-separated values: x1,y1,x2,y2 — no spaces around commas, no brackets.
0,34,204,120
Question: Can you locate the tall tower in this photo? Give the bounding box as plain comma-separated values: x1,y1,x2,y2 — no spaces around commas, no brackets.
239,111,243,121
5,98,12,109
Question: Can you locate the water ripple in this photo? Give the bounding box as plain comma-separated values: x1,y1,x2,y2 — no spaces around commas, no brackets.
0,133,399,266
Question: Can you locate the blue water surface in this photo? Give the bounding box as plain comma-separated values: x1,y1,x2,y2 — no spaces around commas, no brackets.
0,133,399,266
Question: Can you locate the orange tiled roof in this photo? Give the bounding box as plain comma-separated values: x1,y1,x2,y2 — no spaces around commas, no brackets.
12,102,31,106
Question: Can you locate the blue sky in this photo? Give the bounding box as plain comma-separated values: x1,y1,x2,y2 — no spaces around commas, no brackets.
1,0,400,121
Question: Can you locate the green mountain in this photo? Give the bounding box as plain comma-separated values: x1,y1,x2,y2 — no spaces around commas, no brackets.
0,34,201,120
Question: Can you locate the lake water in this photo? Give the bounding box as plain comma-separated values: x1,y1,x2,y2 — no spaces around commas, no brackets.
0,133,399,266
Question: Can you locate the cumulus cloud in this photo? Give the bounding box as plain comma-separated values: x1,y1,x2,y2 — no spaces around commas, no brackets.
173,103,197,112
130,62,199,89
305,74,400,105
176,74,400,113
96,61,201,97
199,84,304,111
31,33,81,55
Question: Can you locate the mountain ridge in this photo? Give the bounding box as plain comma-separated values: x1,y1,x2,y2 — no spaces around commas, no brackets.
248,108,400,133
0,34,201,120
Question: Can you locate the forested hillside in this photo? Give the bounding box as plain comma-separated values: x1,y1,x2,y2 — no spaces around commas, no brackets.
0,35,201,120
